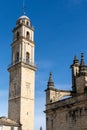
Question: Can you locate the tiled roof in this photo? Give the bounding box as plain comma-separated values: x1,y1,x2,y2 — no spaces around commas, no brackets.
0,117,20,127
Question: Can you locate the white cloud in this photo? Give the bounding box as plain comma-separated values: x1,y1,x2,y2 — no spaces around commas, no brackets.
35,114,46,130
0,89,8,117
0,89,8,97
35,95,46,130
35,88,46,130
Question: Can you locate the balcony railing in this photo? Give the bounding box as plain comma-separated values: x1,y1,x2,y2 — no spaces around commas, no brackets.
8,58,36,68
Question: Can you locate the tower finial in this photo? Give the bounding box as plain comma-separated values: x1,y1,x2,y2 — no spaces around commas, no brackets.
73,55,79,65
80,53,85,66
40,126,42,130
22,0,26,15
47,72,54,89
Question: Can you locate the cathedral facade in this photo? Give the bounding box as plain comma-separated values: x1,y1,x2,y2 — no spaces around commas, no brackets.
45,53,87,130
0,14,37,130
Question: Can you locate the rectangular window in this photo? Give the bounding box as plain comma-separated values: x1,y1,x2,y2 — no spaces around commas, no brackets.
11,126,14,130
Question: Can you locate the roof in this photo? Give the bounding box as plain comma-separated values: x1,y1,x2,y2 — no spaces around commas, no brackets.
0,117,20,127
18,15,29,20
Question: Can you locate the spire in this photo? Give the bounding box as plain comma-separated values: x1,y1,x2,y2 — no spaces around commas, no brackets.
22,0,26,15
79,53,87,75
40,126,42,130
73,55,79,65
80,53,85,66
47,72,54,89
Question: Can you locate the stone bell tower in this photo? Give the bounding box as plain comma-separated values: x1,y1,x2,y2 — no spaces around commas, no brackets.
8,15,37,130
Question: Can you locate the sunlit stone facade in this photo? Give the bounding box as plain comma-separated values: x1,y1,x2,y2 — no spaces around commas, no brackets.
8,15,37,130
45,54,87,130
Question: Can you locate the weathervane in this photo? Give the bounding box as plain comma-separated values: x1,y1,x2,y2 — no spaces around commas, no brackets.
23,0,26,15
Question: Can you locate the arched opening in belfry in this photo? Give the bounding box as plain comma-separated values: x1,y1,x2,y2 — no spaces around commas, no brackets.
26,21,29,26
26,31,30,40
26,52,30,64
16,32,20,40
15,52,19,62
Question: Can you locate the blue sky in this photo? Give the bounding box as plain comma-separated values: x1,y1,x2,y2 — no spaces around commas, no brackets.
1,0,87,130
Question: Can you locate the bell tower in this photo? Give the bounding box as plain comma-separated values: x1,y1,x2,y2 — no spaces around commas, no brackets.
8,15,37,130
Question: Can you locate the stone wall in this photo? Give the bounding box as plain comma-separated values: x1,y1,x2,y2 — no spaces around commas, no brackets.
45,93,87,130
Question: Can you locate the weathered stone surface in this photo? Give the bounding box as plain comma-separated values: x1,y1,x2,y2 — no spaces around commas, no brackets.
45,93,87,130
8,14,36,130
45,54,87,130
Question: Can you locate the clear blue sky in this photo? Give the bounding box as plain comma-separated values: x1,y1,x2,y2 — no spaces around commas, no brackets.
1,0,87,130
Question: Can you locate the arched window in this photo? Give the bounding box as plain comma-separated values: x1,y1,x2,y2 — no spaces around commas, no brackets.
16,32,20,40
15,52,19,62
26,52,30,64
26,21,29,26
22,20,25,24
26,31,30,40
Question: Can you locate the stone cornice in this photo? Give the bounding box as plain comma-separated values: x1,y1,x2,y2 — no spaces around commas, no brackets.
45,93,87,113
13,23,34,32
8,61,37,72
11,37,35,46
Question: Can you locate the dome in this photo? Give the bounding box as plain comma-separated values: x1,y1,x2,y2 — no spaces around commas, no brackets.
16,15,31,27
18,15,30,20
